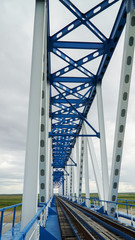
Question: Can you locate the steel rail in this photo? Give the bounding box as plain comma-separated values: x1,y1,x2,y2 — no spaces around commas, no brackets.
57,197,121,240
56,196,97,240
57,196,135,240
64,198,135,239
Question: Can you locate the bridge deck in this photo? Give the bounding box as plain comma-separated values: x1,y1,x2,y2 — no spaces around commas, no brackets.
1,196,135,240
39,197,62,240
55,196,135,240
2,223,21,240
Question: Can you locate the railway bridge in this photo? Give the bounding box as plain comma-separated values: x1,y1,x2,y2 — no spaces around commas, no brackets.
1,0,135,239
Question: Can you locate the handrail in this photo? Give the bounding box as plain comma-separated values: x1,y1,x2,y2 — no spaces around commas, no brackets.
0,203,22,240
0,198,52,240
15,205,46,240
0,203,22,212
66,195,135,206
63,195,135,226
15,198,51,240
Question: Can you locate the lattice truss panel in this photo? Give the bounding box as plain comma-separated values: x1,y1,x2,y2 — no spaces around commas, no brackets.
47,0,126,186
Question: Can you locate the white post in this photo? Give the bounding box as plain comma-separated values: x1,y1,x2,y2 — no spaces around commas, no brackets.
48,118,52,199
67,164,70,198
58,184,62,195
70,163,73,199
21,0,46,234
64,175,66,197
72,149,75,201
51,150,53,197
108,7,135,216
46,81,51,202
83,132,90,208
96,82,109,202
78,128,84,203
65,166,68,197
39,62,48,204
66,167,68,198
75,137,80,202
84,124,104,200
39,0,48,204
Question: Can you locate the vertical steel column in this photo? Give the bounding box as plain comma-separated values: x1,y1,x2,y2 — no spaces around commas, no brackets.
48,118,52,199
108,7,135,216
66,175,68,197
51,149,53,197
67,165,70,198
64,173,66,196
46,81,51,202
75,137,80,201
21,0,45,232
72,149,75,201
78,128,84,203
84,124,103,200
65,166,68,197
39,0,48,204
62,176,64,196
59,183,62,195
83,128,90,208
96,82,109,202
72,167,75,201
70,164,73,199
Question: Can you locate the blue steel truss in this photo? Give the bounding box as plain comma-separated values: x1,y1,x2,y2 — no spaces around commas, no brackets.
47,0,127,186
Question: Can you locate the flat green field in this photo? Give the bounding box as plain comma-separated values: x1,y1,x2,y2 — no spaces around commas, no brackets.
82,193,135,207
0,195,22,208
84,193,135,200
82,193,135,209
0,193,135,209
117,192,135,200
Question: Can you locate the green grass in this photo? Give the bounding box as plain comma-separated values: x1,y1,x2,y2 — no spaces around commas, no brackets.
0,193,135,209
117,193,135,200
81,193,135,209
81,193,135,200
117,193,135,209
0,194,22,209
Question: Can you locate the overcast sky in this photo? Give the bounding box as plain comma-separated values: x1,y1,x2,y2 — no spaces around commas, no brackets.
0,0,135,194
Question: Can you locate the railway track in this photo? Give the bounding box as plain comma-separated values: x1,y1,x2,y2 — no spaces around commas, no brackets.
55,196,135,240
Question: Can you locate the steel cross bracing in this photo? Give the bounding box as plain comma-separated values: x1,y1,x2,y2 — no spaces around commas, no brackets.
48,0,127,186
19,0,135,233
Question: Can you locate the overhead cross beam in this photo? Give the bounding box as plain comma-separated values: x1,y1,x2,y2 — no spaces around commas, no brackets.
48,0,127,190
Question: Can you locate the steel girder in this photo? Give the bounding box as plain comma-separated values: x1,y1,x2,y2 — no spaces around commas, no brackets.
47,0,127,186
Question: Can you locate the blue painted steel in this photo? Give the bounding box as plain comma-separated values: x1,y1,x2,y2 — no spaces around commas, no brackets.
126,0,135,12
0,203,22,212
0,203,22,240
40,226,58,240
15,199,51,240
51,41,104,49
40,198,61,240
50,133,99,137
0,211,4,240
12,207,16,236
47,0,127,186
63,197,135,239
52,77,94,83
2,223,21,240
